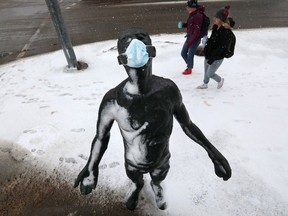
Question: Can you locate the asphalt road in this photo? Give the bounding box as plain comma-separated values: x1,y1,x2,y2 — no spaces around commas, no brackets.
1,0,288,65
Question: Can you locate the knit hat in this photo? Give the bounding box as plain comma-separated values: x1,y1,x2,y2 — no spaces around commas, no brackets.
215,5,230,21
186,0,198,8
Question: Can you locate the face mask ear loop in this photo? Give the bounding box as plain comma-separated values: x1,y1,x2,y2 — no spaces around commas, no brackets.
117,54,127,65
146,46,156,58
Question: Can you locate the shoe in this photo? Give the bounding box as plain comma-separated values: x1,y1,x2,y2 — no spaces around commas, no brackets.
217,78,224,89
182,68,192,75
196,83,208,89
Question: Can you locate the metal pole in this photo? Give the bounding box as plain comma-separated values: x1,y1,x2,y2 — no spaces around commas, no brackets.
45,0,79,69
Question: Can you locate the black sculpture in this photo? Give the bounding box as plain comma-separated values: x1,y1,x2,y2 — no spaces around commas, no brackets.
74,27,231,210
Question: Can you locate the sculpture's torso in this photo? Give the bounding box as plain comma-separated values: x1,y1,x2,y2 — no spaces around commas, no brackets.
105,75,180,171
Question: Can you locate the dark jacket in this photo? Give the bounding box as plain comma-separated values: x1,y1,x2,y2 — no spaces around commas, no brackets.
204,24,236,64
184,6,205,48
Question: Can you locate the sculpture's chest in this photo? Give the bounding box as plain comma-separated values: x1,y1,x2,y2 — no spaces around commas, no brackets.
116,93,173,131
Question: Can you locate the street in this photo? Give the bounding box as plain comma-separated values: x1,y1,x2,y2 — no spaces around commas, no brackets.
0,0,288,65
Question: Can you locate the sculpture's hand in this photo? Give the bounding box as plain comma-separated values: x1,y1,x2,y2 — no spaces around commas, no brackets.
74,165,98,195
212,156,232,181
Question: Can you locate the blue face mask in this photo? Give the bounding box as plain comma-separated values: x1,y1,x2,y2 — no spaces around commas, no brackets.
117,39,156,68
125,39,149,68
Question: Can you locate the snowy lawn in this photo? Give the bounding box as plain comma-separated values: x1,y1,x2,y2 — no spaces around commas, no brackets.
0,28,288,215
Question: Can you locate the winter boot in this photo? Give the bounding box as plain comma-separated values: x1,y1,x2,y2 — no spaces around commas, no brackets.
182,68,192,75
196,83,208,89
217,78,224,89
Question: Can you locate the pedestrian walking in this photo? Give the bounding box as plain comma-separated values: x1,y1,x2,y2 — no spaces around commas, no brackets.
197,5,236,89
178,0,205,75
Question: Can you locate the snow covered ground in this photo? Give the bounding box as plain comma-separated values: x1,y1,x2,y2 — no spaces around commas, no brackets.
0,28,288,215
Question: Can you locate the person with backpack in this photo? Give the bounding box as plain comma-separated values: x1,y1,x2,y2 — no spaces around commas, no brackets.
197,5,236,89
178,0,206,75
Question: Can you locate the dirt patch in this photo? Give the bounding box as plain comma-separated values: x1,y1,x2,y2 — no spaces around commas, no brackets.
0,153,143,216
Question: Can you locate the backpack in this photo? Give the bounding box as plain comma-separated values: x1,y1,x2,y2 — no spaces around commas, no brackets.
225,30,236,58
200,13,210,37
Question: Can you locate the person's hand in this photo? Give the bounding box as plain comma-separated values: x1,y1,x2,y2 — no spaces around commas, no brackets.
178,21,183,29
212,157,232,181
202,36,208,46
74,165,99,195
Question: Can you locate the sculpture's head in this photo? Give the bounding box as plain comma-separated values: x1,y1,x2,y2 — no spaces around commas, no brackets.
117,28,156,69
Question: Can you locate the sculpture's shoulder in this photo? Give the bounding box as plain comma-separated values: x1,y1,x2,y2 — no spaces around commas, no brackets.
152,75,179,89
102,79,128,100
152,75,173,84
99,79,128,110
151,75,182,100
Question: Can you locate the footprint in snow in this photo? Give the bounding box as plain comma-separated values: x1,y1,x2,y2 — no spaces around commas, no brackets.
78,154,88,160
98,162,120,170
59,157,77,164
70,128,85,133
109,161,120,168
59,93,72,97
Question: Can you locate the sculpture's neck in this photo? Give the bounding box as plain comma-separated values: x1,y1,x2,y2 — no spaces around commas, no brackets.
124,67,152,96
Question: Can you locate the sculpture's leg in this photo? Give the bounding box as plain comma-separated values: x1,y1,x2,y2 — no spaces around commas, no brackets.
150,180,167,210
125,165,144,210
149,164,169,210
